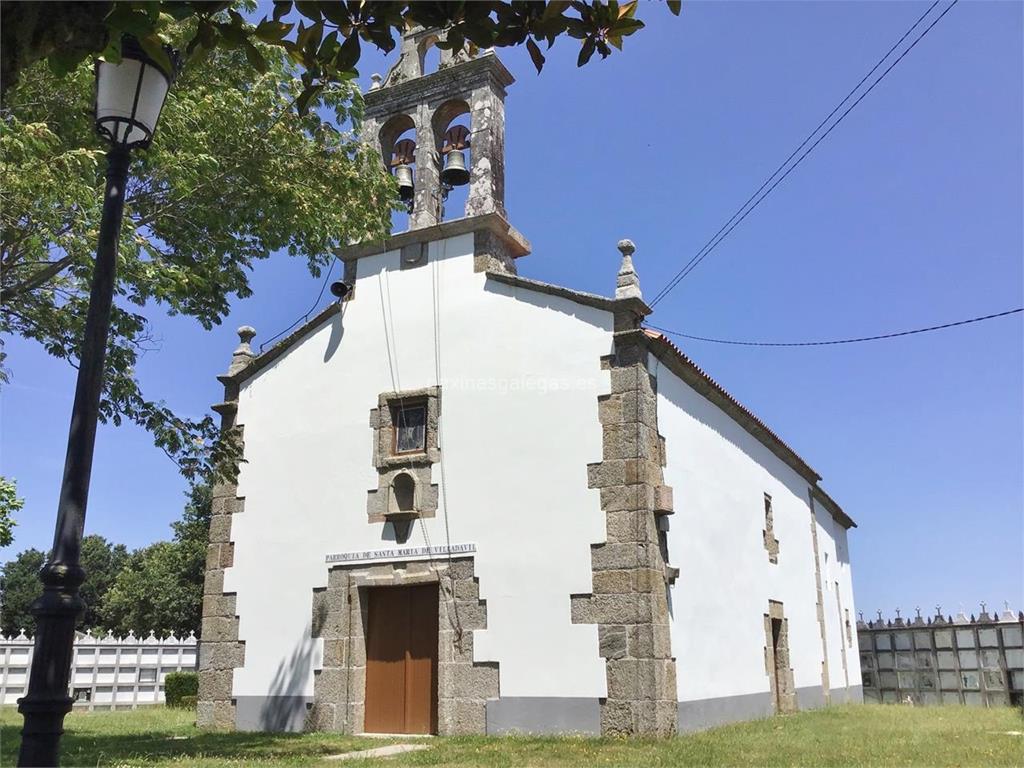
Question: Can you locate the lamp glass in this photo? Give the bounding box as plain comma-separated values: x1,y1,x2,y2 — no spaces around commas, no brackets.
95,41,173,149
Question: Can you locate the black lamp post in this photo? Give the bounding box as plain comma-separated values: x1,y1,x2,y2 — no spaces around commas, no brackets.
17,37,176,767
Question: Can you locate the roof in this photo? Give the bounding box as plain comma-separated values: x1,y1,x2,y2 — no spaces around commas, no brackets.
642,328,855,529
485,270,617,313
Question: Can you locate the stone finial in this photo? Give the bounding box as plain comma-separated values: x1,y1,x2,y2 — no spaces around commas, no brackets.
615,239,642,301
369,73,382,91
229,325,256,375
1001,601,1016,622
978,601,992,622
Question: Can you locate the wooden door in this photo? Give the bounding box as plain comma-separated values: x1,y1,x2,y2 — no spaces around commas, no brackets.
364,584,438,734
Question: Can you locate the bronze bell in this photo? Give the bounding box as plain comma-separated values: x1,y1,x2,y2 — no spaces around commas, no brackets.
441,149,470,187
394,163,414,202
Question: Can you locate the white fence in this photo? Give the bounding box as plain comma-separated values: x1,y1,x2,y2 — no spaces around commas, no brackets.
0,630,198,709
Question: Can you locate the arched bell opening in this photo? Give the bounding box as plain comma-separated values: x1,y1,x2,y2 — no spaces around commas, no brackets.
418,35,442,76
379,114,416,232
432,100,472,221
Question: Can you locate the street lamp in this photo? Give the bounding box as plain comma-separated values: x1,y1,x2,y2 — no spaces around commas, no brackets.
17,36,177,767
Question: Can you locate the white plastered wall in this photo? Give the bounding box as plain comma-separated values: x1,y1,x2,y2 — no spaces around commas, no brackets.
816,507,860,692
654,363,828,703
223,232,612,701
836,525,861,689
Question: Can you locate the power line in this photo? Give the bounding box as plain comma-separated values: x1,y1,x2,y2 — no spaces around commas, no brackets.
648,0,940,308
647,307,1022,348
258,257,338,352
649,0,958,308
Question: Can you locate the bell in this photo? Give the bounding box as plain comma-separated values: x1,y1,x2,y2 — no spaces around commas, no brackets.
441,149,470,187
394,163,414,202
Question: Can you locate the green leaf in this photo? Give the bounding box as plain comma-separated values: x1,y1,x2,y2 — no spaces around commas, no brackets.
138,34,174,76
255,19,293,42
577,36,596,67
217,20,248,46
105,7,156,39
272,1,292,22
197,19,216,50
610,18,644,37
365,25,397,54
543,1,572,21
333,32,361,73
98,35,124,64
295,20,323,52
318,30,340,60
565,18,589,40
243,42,268,73
295,83,323,115
667,1,682,16
526,37,545,73
294,1,324,22
319,3,355,27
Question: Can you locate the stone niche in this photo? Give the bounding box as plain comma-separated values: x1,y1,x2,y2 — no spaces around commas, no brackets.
366,388,441,537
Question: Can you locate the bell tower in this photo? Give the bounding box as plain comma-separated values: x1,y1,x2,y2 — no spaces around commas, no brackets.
344,27,529,274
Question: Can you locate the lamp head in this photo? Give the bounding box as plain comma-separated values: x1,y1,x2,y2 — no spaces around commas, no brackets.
95,36,179,149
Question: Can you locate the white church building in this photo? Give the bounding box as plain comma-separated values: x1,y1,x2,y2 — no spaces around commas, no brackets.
197,29,860,736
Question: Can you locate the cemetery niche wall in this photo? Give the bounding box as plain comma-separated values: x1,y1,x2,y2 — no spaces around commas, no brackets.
0,630,198,709
857,605,1024,707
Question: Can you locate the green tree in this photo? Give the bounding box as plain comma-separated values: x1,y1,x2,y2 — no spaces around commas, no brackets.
1,29,394,480
0,535,128,635
1,2,676,100
0,476,23,547
102,483,211,638
0,548,45,636
79,536,129,630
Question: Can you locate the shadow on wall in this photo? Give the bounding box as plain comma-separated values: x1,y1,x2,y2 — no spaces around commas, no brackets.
323,307,346,363
250,622,319,732
244,304,347,389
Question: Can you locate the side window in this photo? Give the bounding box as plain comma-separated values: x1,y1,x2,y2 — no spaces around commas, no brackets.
391,400,426,454
763,493,779,564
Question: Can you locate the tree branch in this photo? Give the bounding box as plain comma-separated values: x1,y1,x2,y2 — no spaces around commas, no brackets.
0,253,76,303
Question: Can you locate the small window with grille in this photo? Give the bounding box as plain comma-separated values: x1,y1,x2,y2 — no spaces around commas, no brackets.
391,400,426,455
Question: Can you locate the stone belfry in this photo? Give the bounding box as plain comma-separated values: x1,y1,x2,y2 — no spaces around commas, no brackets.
344,26,529,274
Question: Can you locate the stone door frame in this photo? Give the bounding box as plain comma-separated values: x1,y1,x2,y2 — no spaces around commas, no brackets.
307,556,498,735
764,600,797,714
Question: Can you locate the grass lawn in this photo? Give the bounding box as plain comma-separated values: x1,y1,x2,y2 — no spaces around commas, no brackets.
0,704,1021,767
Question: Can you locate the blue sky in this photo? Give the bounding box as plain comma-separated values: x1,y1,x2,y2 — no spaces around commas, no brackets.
2,1,1021,621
